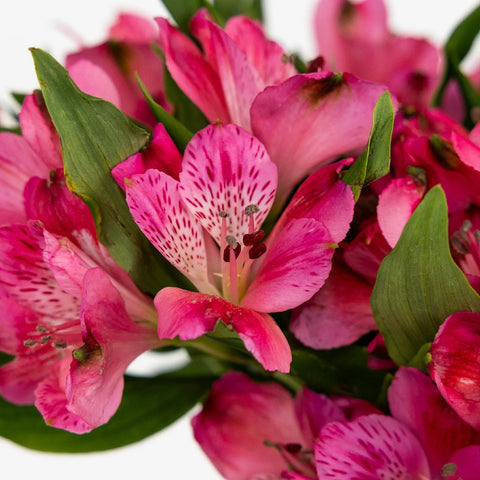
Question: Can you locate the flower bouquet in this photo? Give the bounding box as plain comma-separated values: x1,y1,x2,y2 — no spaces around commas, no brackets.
1,0,480,478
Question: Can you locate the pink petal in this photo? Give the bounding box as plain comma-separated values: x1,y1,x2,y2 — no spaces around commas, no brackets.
389,366,480,478
66,268,158,429
179,123,277,245
154,288,291,372
446,445,480,480
314,414,431,479
35,357,93,434
156,17,229,123
224,16,296,86
451,131,480,172
241,218,335,313
0,224,80,321
377,176,425,248
24,168,97,242
429,312,480,430
290,261,376,349
190,11,264,130
18,93,63,170
112,123,182,190
269,160,354,244
126,169,214,293
251,72,388,202
108,12,159,43
192,372,306,480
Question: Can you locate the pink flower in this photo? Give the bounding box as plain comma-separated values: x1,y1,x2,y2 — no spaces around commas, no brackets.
124,123,354,372
157,10,296,131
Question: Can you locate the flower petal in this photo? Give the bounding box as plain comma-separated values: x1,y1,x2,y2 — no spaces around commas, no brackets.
290,261,376,349
429,312,480,430
154,287,291,372
251,72,388,202
447,445,480,480
314,414,431,479
241,218,334,312
180,124,277,245
192,372,306,480
126,169,214,293
66,268,158,429
156,17,229,123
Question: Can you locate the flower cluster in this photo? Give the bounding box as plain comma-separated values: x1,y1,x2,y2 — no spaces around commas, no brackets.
1,0,480,478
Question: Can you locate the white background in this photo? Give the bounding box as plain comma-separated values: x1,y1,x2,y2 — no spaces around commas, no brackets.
0,0,479,478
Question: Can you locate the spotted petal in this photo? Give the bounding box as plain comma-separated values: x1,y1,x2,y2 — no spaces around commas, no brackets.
180,123,277,246
314,414,431,479
126,169,215,294
154,287,291,372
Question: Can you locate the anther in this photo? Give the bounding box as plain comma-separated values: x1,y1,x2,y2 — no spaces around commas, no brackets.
24,339,37,347
245,204,259,216
248,243,267,259
285,443,302,454
36,325,49,334
243,230,265,246
40,335,52,345
223,236,241,262
219,210,230,218
54,341,67,349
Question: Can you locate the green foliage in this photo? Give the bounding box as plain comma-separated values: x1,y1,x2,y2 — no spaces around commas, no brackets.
341,91,394,200
291,346,388,404
433,5,480,128
213,0,263,22
31,48,184,296
0,360,217,452
371,186,480,365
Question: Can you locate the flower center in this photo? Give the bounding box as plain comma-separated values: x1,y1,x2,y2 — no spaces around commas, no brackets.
218,204,267,304
451,220,480,276
23,320,79,350
264,440,316,478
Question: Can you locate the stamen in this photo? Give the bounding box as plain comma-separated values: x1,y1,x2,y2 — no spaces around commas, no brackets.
223,236,241,262
243,230,265,246
40,335,52,345
36,325,49,334
54,341,67,349
24,339,37,347
219,210,230,218
245,204,259,234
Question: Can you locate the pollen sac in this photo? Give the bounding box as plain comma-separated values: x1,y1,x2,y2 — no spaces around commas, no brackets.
244,204,260,216
248,242,267,259
223,243,241,262
243,230,265,246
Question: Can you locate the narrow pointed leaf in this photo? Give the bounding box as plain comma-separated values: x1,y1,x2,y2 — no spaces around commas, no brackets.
371,186,480,365
341,91,394,199
137,75,193,153
433,6,480,127
160,0,209,33
31,48,180,295
0,360,216,452
213,0,263,22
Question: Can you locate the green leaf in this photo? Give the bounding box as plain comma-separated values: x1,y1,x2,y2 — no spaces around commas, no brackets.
160,0,209,33
371,186,480,365
213,0,263,22
341,91,394,200
0,361,216,452
31,48,182,295
291,346,388,403
433,5,480,128
137,76,193,153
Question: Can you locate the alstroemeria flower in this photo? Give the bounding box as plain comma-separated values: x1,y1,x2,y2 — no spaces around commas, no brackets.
125,123,354,372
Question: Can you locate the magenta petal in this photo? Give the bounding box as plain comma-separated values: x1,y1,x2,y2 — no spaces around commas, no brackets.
192,372,306,480
389,367,480,478
108,13,159,43
377,177,425,248
241,218,335,313
154,288,291,372
447,446,480,480
451,131,480,172
112,123,182,189
126,169,214,293
34,357,93,434
180,124,277,244
429,312,480,431
156,17,229,124
224,16,296,86
66,268,158,429
191,12,263,131
314,414,431,479
251,72,388,201
290,261,376,349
